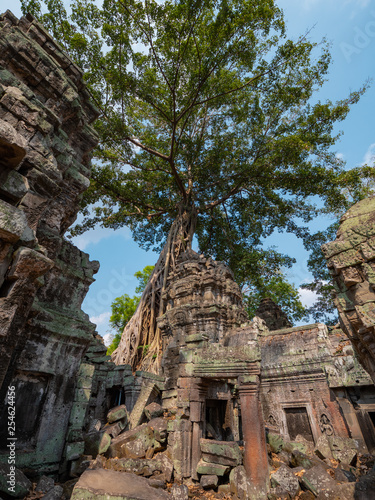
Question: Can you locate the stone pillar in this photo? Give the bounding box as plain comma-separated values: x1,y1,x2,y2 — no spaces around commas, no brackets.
238,375,269,499
189,378,207,479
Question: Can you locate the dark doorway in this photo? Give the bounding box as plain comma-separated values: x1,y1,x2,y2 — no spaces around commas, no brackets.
0,371,49,450
205,399,233,441
285,407,314,442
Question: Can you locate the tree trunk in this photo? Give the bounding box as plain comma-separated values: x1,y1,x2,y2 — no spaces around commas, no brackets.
111,205,197,373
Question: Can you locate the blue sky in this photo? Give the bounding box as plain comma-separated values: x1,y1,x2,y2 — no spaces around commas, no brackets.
8,0,375,342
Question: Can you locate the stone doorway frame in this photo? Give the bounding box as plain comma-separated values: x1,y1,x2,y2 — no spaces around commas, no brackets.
280,401,320,444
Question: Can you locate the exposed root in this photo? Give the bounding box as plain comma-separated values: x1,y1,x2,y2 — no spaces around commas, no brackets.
112,207,196,373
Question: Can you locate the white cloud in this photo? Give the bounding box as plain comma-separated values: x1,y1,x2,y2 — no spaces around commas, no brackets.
102,333,113,347
90,311,111,325
298,287,318,308
71,226,131,251
336,152,345,161
363,143,375,165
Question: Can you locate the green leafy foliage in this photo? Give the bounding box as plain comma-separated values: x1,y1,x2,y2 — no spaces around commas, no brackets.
22,0,374,321
106,265,154,354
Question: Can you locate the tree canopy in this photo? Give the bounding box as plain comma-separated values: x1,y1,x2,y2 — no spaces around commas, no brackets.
22,0,372,370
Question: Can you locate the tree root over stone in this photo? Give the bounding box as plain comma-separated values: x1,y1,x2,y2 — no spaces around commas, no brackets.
112,207,196,373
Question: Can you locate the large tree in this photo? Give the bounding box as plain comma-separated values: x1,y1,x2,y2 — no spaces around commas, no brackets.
23,0,369,372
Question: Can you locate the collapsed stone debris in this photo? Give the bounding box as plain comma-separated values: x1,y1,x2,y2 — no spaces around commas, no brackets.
0,10,375,500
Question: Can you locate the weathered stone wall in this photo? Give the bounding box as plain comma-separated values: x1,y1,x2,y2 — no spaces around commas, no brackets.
322,196,375,382
259,322,375,453
255,297,292,331
0,10,99,474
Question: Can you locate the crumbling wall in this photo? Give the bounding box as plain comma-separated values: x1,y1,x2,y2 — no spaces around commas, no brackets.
259,322,375,453
0,10,99,474
255,297,292,331
322,196,375,382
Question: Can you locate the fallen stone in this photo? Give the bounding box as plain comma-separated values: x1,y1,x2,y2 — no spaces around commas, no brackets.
123,437,151,459
196,459,229,476
41,485,64,500
0,462,32,498
316,482,356,500
103,419,127,438
267,433,284,453
314,434,333,461
328,437,358,465
35,475,54,494
148,477,166,489
290,450,323,470
145,402,164,420
147,417,168,443
106,452,173,482
200,438,242,467
129,381,158,429
170,484,188,500
89,455,107,470
334,447,357,466
334,466,356,483
271,451,290,469
200,474,218,489
229,465,248,500
84,430,111,457
107,404,129,424
270,464,299,498
71,469,170,499
108,423,154,458
268,486,291,500
284,441,313,456
299,464,337,497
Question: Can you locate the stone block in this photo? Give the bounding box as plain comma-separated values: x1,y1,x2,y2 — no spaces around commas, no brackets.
0,199,29,243
129,381,158,429
41,485,64,500
108,424,154,459
328,436,358,465
200,474,218,489
1,170,29,201
74,387,91,403
148,418,168,443
8,246,53,280
314,434,333,460
71,469,170,499
299,464,337,497
171,484,188,500
103,420,127,439
35,475,54,494
196,459,229,476
65,441,85,461
145,402,164,420
200,438,242,467
270,464,299,498
107,404,129,424
229,466,248,500
69,402,88,427
267,432,284,454
106,453,173,482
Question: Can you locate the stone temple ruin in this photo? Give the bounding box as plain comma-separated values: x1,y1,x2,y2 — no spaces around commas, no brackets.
1,10,375,500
